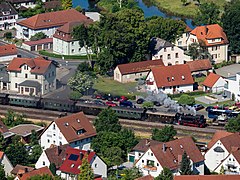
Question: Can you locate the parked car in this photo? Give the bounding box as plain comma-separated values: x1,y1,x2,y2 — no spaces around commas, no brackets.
120,100,133,108
119,96,128,102
193,104,204,111
93,100,105,105
228,106,238,111
106,101,117,107
153,101,161,106
137,98,144,104
113,96,121,101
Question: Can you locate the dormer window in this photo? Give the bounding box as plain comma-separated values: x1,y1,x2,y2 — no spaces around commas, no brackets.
167,77,171,82
181,76,185,80
64,122,69,126
172,77,174,81
77,129,86,135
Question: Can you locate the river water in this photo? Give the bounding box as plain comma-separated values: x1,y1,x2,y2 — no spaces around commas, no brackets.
73,0,195,29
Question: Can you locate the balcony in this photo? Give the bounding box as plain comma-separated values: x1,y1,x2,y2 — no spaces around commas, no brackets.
143,165,157,172
146,80,154,85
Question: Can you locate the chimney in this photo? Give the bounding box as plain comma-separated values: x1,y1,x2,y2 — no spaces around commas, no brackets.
56,146,60,155
24,168,28,173
162,143,166,152
80,152,84,160
87,150,90,155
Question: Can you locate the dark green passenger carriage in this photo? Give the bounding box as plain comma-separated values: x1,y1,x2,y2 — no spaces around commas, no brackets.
8,94,41,108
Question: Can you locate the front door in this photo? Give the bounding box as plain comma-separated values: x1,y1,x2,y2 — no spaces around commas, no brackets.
21,87,23,94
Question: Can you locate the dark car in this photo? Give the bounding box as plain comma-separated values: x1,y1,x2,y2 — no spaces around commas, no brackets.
120,100,133,108
193,104,204,111
205,106,213,111
93,100,105,105
119,96,128,102
153,101,161,106
113,96,121,101
137,98,144,104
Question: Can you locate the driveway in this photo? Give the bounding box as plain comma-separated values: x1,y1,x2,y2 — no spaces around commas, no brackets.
195,94,231,105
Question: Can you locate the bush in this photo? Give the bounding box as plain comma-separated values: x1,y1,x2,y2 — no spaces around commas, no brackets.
4,32,12,39
142,101,154,108
178,94,195,105
30,32,47,41
69,91,82,100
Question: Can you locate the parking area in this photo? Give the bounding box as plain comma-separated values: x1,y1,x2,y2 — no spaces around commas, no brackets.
195,94,231,105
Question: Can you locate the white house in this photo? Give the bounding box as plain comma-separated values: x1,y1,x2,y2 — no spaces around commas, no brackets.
204,131,240,172
224,73,240,101
0,2,18,30
7,56,57,96
135,137,205,177
151,37,191,66
40,112,97,150
145,64,194,94
59,147,107,179
0,44,17,62
183,24,229,63
35,144,69,170
0,151,13,176
6,0,37,9
175,26,192,50
114,60,164,83
16,9,92,40
203,73,226,93
53,20,93,56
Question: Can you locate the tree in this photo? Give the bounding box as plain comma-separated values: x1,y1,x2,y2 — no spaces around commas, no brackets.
121,167,142,180
0,133,6,150
30,130,38,145
28,145,42,164
2,110,26,127
152,126,176,142
67,71,93,94
103,146,124,167
69,91,82,100
94,108,121,133
30,32,47,41
181,0,187,6
78,155,94,180
118,128,138,153
142,101,154,108
155,167,173,180
225,115,240,132
187,42,211,60
28,174,54,180
178,94,195,106
222,0,240,54
0,165,6,180
180,151,193,175
4,32,12,39
49,163,56,176
195,2,220,25
61,0,72,10
77,62,92,73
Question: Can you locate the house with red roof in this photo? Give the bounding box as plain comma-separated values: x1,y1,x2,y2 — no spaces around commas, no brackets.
59,147,107,179
174,175,240,180
0,151,13,176
145,64,194,94
134,137,204,177
14,166,53,180
53,20,93,56
16,9,93,40
0,44,17,62
204,131,240,173
202,73,226,93
0,2,18,30
7,56,57,96
22,38,53,51
114,60,164,83
40,112,96,150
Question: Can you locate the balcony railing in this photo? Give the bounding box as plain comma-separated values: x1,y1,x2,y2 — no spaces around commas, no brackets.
146,80,154,85
143,165,157,172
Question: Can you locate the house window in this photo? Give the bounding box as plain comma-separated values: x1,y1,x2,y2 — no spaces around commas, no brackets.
43,161,45,165
15,72,17,77
53,124,55,130
35,75,38,79
157,163,159,166
160,55,163,59
175,53,179,58
25,88,29,92
167,54,171,59
72,49,74,53
142,160,144,163
25,74,28,78
72,42,74,45
151,153,153,156
162,87,165,91
53,140,55,144
15,83,17,88
171,47,174,51
95,164,98,168
139,153,141,157
164,48,166,52
45,85,47,90
52,71,54,76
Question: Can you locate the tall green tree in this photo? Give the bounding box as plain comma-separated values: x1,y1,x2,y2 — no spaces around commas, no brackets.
28,145,42,164
49,163,56,176
225,115,240,132
94,109,121,133
222,0,240,54
0,165,6,180
78,156,94,180
0,133,6,150
152,126,176,142
67,71,93,94
180,151,193,175
30,130,38,145
121,167,142,180
187,42,211,60
195,2,220,25
178,94,195,106
155,167,173,180
61,0,72,10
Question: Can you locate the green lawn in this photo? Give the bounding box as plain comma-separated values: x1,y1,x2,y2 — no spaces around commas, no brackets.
194,76,206,84
151,0,226,18
93,76,145,99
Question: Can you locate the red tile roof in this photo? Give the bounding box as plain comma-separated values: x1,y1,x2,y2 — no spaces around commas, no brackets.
0,151,4,159
23,38,53,46
150,64,194,88
7,56,54,74
202,73,222,88
218,133,240,153
116,60,164,75
17,167,53,180
54,112,96,143
45,144,70,169
147,137,204,170
0,44,17,57
11,164,34,175
231,148,240,164
17,9,92,30
135,175,154,180
132,139,161,152
190,24,229,47
174,175,240,180
187,59,212,72
59,147,95,175
207,131,233,149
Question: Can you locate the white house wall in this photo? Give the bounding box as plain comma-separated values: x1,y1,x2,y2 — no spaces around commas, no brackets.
40,122,68,150
91,156,107,178
224,74,240,101
211,77,226,93
0,54,17,62
0,14,18,30
2,154,13,176
35,151,50,169
70,137,92,150
215,153,240,174
152,46,191,66
205,140,229,172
